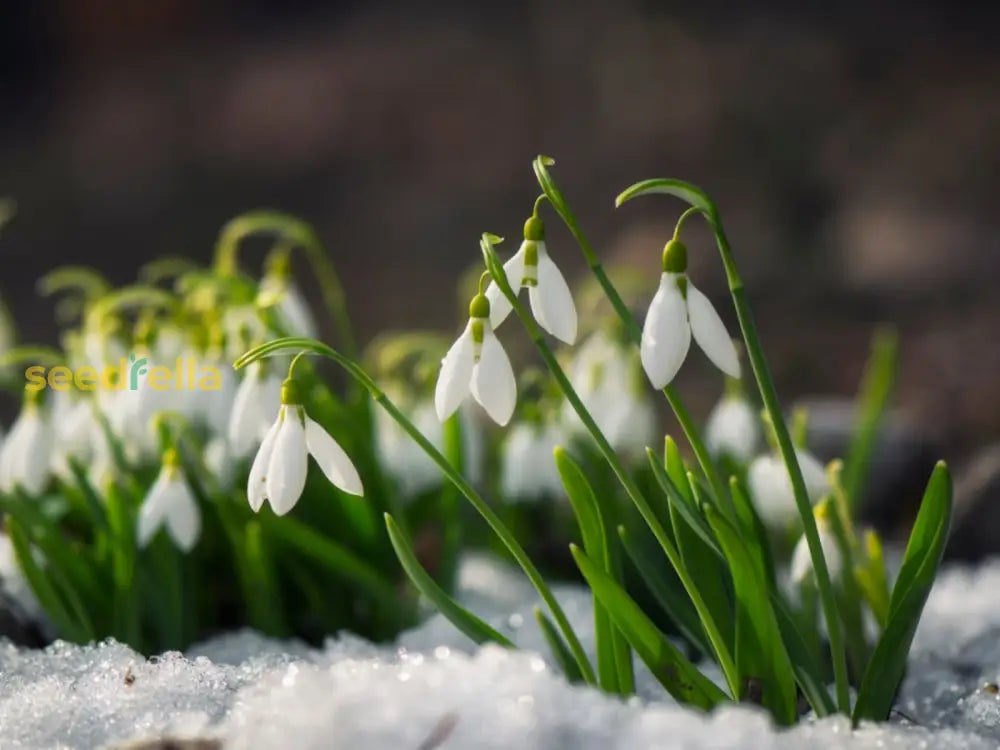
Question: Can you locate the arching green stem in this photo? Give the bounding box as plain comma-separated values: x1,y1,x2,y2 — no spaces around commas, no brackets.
214,210,357,360
531,156,728,506
481,234,740,699
616,177,850,714
235,337,596,685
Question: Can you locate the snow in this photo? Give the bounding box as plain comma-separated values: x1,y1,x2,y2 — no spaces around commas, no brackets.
3,553,1000,749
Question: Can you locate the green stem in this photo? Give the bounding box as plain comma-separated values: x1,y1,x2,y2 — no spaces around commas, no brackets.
531,157,728,506
614,176,852,714
482,235,740,699
235,338,596,685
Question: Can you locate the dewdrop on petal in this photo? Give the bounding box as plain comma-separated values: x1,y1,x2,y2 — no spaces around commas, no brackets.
137,448,201,552
484,210,577,344
790,504,843,586
640,238,740,388
705,389,760,463
435,292,517,426
247,377,363,516
747,448,830,528
0,389,54,495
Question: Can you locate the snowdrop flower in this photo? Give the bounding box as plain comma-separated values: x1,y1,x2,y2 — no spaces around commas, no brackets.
640,238,740,388
705,391,759,463
204,436,235,492
563,329,655,458
137,449,201,552
790,506,843,586
50,393,98,478
257,253,317,339
485,212,577,344
198,348,237,436
228,361,283,458
0,392,54,495
500,421,565,501
747,448,829,528
435,293,516,426
247,378,362,515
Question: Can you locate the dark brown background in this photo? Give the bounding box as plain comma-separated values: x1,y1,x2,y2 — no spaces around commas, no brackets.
2,0,999,461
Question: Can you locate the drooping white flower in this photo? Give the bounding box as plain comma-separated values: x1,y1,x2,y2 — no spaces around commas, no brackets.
705,393,760,463
0,395,54,495
790,510,843,586
500,421,565,501
50,392,99,479
563,329,655,458
257,257,317,339
640,239,740,389
484,214,577,344
747,448,830,528
197,348,237,436
434,294,517,426
204,436,235,492
137,449,201,552
247,379,363,516
228,361,283,458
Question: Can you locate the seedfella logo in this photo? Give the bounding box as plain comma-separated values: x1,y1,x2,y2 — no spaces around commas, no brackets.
26,354,222,392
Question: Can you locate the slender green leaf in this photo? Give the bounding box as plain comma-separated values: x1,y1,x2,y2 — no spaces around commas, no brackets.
618,524,711,657
385,514,514,648
243,521,291,636
571,544,728,710
728,476,777,592
534,607,583,683
555,446,625,693
704,504,797,725
843,328,898,509
853,462,952,723
770,593,836,717
646,449,721,559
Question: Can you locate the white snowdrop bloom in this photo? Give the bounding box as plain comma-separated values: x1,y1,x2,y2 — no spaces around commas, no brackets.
375,396,443,497
434,294,517,426
137,449,201,552
82,326,125,369
0,396,54,495
204,436,235,492
88,437,118,491
222,304,270,361
500,421,565,501
640,239,740,389
196,349,237,436
258,269,317,339
247,379,363,516
50,394,98,478
484,214,577,344
228,362,283,458
563,329,655,458
790,511,843,586
747,448,830,528
705,394,760,463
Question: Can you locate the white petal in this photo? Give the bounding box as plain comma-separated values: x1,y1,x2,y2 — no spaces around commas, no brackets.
529,246,577,344
705,397,760,462
791,525,842,585
687,282,740,379
485,246,527,329
279,285,318,339
17,413,52,495
266,407,308,516
305,416,363,496
229,370,261,457
165,483,201,552
434,323,475,422
137,474,171,548
640,273,691,389
470,329,516,426
796,449,830,502
747,455,798,528
247,419,281,512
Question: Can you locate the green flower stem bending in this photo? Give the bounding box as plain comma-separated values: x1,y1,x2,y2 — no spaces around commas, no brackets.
214,210,358,360
615,178,851,714
235,337,597,685
531,156,729,507
481,234,740,699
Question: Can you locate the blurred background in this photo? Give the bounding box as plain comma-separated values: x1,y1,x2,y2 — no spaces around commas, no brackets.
1,0,999,546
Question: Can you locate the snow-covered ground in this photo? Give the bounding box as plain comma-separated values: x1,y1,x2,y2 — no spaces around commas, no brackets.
3,554,1000,749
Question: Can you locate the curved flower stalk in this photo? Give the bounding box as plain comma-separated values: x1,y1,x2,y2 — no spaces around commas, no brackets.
137,448,201,552
748,448,829,528
228,361,283,458
705,386,760,463
247,376,363,515
0,390,54,495
435,282,517,426
640,237,740,389
500,420,566,501
562,328,655,459
485,202,577,344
